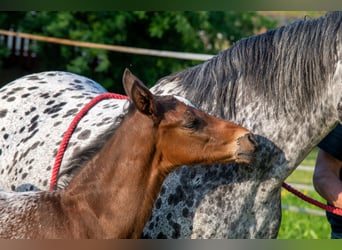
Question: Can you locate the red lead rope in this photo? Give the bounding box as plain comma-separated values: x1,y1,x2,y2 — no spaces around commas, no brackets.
282,182,342,216
49,93,129,191
49,93,342,216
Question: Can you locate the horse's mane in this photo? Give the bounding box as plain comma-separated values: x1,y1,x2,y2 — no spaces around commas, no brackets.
157,11,341,119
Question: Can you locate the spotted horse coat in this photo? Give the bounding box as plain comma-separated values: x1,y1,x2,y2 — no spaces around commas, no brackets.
0,71,129,192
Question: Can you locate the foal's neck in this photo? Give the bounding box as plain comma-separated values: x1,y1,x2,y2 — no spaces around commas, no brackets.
63,110,164,238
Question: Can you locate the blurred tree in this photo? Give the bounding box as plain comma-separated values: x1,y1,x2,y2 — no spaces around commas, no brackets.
0,11,277,93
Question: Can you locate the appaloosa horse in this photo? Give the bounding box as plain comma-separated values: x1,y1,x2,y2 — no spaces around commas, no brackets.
0,69,256,239
0,11,341,238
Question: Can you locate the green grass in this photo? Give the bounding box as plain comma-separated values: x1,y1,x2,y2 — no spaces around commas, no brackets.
278,189,331,239
278,147,332,239
300,147,319,166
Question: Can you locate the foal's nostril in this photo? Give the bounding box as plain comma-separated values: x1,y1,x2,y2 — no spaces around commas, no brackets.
237,133,258,152
247,133,258,148
235,133,257,164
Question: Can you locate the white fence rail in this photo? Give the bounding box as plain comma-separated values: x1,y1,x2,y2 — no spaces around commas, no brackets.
0,29,214,61
296,165,314,172
282,205,325,216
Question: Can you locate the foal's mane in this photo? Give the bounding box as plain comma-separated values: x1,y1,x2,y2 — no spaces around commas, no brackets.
57,101,133,188
157,11,341,119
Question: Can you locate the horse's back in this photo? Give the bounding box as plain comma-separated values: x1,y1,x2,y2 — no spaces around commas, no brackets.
0,71,128,191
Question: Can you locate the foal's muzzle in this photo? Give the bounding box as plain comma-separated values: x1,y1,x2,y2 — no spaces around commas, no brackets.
235,133,258,164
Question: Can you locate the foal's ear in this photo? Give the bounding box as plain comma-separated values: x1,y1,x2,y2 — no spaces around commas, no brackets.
122,68,157,118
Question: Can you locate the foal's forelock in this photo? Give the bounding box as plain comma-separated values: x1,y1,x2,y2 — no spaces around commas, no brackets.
156,11,341,120
174,96,196,108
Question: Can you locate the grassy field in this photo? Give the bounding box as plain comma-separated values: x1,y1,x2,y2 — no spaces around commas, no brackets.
278,147,331,239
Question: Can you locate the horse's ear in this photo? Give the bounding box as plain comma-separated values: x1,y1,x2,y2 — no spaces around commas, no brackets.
122,68,157,118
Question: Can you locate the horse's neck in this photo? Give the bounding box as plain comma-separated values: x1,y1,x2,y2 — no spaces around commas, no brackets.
62,111,163,238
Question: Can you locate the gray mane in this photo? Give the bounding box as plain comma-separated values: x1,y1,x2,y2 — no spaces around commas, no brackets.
157,11,341,119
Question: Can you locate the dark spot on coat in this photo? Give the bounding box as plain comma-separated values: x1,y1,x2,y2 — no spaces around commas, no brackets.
52,148,58,157
31,141,40,150
148,222,155,230
155,198,162,209
40,93,50,99
31,115,39,123
19,127,25,133
24,107,37,116
63,108,78,118
28,121,38,132
6,96,15,102
160,186,166,195
156,232,167,239
46,100,55,105
182,207,189,217
43,102,67,114
74,127,82,133
77,129,91,140
27,86,39,90
26,75,40,81
0,109,7,118
71,95,84,99
167,186,185,206
53,121,62,127
53,92,63,98
171,221,181,238
21,173,28,180
12,87,24,92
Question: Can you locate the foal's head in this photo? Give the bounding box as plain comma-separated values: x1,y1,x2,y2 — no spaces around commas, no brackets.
123,68,257,173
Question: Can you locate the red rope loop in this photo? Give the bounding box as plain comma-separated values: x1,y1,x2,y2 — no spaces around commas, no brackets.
49,93,129,190
49,92,342,217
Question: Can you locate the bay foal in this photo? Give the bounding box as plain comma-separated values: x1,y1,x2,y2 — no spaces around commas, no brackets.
0,69,257,239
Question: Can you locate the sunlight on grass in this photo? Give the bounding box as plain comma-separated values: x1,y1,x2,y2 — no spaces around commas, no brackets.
300,147,318,166
286,147,318,185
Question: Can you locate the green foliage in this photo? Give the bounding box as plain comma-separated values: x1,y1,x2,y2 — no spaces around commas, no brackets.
0,11,277,92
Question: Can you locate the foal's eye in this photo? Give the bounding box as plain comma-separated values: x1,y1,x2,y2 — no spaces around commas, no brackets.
183,112,201,130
